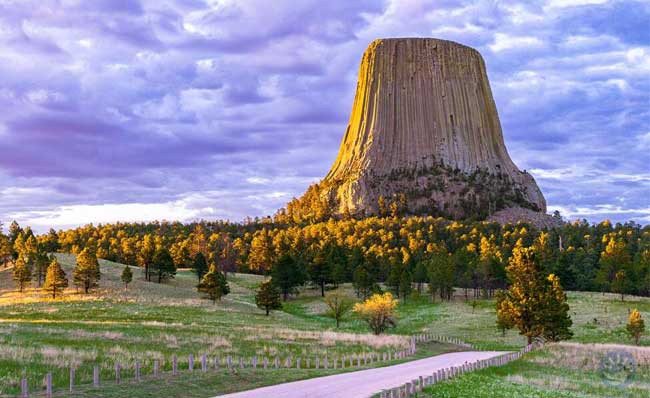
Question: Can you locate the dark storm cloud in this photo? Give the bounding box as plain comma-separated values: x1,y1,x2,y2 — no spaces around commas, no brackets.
0,0,648,231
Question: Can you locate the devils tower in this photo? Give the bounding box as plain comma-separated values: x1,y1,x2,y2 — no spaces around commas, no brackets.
285,38,546,222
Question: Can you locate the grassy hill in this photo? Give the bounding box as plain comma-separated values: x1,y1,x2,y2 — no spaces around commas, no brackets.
0,254,648,397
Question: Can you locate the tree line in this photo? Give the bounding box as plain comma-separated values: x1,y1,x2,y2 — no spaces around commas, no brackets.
1,216,648,301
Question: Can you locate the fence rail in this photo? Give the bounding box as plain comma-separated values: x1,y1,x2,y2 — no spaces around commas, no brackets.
378,343,537,398
8,334,478,397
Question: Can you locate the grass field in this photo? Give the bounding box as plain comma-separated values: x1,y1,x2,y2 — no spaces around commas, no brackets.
0,254,648,397
422,343,650,398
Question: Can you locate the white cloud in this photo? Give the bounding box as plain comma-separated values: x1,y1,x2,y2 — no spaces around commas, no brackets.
546,0,610,8
489,33,545,52
8,201,213,231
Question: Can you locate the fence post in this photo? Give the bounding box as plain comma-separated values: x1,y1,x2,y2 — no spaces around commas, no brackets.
263,357,268,369
135,360,141,381
69,367,75,392
21,377,28,398
173,355,178,375
45,373,52,398
93,366,99,387
115,363,121,385
215,355,220,370
324,356,328,369
189,354,194,371
239,357,244,369
315,357,320,369
154,360,159,379
202,354,207,372
252,356,257,369
274,356,279,369
306,358,311,369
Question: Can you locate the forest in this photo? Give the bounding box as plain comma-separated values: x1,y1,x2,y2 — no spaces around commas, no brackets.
2,213,648,300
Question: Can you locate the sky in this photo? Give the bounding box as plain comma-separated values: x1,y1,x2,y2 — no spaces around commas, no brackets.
0,0,648,233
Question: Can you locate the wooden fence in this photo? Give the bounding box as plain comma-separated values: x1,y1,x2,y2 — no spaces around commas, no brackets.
378,343,536,398
12,334,478,397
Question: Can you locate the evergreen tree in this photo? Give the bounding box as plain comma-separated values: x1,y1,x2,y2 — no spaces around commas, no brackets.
138,234,157,281
121,266,133,289
192,252,209,282
271,254,305,301
626,309,645,345
255,279,282,315
495,290,513,336
13,256,31,292
43,258,68,299
596,238,631,294
399,270,412,300
151,248,176,283
412,261,428,293
386,260,402,296
496,247,573,344
73,248,101,293
308,247,333,297
353,266,378,299
427,252,455,301
0,234,12,267
197,265,230,302
541,274,573,341
33,251,49,287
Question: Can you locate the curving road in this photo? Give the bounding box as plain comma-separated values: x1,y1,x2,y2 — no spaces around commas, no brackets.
214,351,508,398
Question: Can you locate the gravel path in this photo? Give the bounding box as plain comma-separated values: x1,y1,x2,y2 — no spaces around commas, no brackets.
214,350,508,398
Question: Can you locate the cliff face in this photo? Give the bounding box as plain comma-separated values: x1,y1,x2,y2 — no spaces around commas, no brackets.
289,38,546,222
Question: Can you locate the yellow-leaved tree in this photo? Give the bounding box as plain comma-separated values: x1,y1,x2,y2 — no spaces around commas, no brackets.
353,292,398,335
627,309,645,345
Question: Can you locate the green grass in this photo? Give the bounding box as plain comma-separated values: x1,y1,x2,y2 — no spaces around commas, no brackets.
422,344,650,398
1,254,648,397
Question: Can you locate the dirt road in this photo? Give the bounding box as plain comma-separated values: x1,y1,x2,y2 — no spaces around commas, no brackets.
214,350,507,398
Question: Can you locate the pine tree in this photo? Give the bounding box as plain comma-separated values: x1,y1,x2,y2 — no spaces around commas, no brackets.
192,252,209,282
627,309,645,345
271,253,306,301
399,270,412,300
308,247,332,297
387,261,402,296
413,261,428,293
13,256,31,292
497,247,573,344
353,266,378,299
151,248,176,283
73,248,101,293
197,265,230,302
33,251,49,287
541,274,573,341
0,234,12,267
255,279,282,315
495,290,513,336
43,258,68,299
121,266,133,289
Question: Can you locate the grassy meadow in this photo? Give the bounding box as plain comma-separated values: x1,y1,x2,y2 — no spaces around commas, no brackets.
0,254,648,397
422,343,650,398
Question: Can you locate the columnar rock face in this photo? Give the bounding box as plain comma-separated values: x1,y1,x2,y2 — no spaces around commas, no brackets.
292,38,546,221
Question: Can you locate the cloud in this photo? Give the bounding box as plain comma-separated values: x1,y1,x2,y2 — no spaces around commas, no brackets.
0,0,648,232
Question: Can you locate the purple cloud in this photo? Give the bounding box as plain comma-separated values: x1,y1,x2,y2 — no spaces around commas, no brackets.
0,0,648,232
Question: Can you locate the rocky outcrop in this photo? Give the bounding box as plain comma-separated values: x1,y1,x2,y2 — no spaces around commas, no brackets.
288,38,546,222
